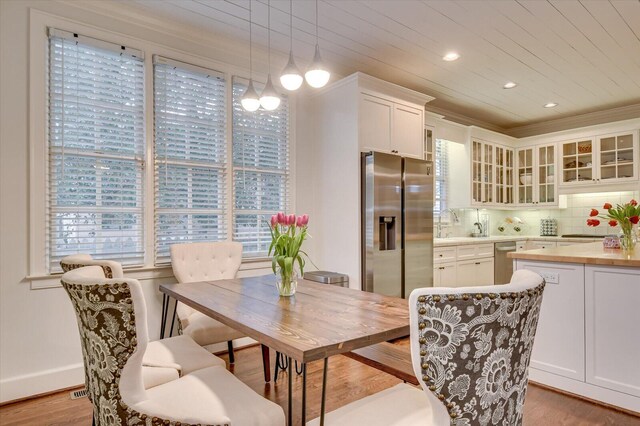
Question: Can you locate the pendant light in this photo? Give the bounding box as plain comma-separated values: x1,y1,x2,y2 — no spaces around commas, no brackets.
280,0,303,91
260,0,281,111
305,0,330,88
241,0,260,111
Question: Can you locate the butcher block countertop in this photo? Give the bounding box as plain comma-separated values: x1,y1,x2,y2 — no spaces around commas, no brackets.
508,242,640,267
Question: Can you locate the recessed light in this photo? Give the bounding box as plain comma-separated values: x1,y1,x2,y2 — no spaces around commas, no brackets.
503,82,517,89
544,102,558,108
443,52,460,61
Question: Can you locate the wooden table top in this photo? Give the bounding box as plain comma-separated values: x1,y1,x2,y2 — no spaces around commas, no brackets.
508,241,640,267
160,275,410,363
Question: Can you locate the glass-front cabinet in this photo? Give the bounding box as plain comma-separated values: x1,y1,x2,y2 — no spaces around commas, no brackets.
517,148,534,204
516,145,557,206
560,131,638,185
495,146,515,205
424,125,434,162
597,132,637,182
537,144,556,205
472,140,514,207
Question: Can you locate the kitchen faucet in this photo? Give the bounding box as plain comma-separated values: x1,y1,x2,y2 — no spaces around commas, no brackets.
437,209,459,238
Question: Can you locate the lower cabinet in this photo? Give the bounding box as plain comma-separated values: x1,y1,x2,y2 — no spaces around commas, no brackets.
456,258,494,286
585,265,640,397
433,262,457,287
514,260,640,412
516,261,585,381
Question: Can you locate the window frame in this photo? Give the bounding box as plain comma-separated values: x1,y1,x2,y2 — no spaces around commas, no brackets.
28,10,295,287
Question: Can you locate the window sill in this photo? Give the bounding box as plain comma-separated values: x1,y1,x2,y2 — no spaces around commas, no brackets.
27,257,274,290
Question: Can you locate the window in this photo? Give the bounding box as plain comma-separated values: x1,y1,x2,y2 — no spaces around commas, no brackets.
153,57,227,264
232,78,290,257
434,139,449,216
47,29,145,271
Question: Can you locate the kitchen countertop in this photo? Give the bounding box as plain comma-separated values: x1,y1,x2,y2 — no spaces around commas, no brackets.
433,235,602,247
507,242,640,267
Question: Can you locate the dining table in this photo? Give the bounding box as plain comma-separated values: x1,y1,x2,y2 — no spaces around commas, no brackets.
159,274,410,426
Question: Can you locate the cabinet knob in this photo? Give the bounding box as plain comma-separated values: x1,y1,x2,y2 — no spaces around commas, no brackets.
439,254,443,257
475,262,481,265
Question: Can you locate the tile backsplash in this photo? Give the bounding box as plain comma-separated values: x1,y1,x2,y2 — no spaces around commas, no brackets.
442,191,639,238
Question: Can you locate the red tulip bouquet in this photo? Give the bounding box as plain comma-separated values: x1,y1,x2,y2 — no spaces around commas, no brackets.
587,199,639,252
268,212,310,296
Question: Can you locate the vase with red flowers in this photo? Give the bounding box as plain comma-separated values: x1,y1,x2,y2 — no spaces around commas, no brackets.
587,199,639,253
268,212,311,296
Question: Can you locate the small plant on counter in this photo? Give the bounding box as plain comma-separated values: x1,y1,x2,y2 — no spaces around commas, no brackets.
587,199,639,252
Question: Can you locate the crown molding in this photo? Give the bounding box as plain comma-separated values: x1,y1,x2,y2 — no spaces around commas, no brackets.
504,103,640,138
424,105,507,135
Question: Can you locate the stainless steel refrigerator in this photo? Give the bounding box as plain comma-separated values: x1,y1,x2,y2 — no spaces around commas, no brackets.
361,152,434,298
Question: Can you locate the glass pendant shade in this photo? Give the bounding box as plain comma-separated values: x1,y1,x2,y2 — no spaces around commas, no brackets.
259,74,281,111
305,44,330,88
280,51,303,91
241,79,260,112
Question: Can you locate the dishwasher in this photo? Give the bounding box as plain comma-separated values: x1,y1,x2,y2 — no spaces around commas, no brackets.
494,241,517,284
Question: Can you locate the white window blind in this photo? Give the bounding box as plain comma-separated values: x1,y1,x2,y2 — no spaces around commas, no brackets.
434,139,449,215
47,29,145,271
232,78,290,257
154,57,227,264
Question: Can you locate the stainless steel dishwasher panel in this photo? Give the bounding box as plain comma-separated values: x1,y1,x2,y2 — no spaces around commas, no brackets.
494,242,517,284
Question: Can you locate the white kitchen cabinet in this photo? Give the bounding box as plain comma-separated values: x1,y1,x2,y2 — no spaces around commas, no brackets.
433,262,457,287
560,131,638,186
528,241,557,250
434,247,457,263
456,257,494,287
495,145,515,205
515,240,527,252
585,265,640,397
359,93,425,158
393,104,424,158
360,93,393,153
516,144,557,206
424,125,434,162
516,260,585,381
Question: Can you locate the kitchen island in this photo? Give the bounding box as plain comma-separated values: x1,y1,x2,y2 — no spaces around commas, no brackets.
509,243,640,414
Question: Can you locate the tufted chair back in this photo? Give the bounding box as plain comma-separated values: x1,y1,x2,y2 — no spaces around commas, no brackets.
409,269,545,426
60,253,124,278
170,241,242,321
61,266,153,425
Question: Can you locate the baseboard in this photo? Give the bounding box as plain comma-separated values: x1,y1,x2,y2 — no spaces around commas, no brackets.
0,363,84,404
0,337,258,404
529,368,640,415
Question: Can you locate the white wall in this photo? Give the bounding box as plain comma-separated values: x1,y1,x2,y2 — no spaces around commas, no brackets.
0,0,306,403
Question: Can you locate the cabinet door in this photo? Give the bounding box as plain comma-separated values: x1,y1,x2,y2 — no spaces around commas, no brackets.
483,143,495,204
597,131,638,183
360,94,393,153
516,147,534,205
471,141,483,204
536,144,557,205
393,104,424,158
585,266,640,397
456,259,493,286
560,138,595,185
516,261,585,381
530,241,557,250
424,126,434,162
495,145,506,204
434,263,457,287
476,257,494,285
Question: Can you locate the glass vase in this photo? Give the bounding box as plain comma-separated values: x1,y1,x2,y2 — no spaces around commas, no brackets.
619,226,637,253
275,267,297,297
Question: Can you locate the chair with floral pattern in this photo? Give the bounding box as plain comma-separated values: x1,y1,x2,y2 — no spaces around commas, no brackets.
307,269,545,426
62,265,285,426
60,254,227,391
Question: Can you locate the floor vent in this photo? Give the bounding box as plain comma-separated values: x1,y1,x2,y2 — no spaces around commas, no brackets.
70,388,88,400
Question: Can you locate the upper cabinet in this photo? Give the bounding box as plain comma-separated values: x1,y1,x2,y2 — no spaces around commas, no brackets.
516,144,558,206
471,140,514,207
424,126,434,162
359,93,425,158
560,131,638,186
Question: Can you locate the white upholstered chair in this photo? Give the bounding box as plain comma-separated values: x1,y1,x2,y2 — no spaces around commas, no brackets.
170,242,244,362
308,269,545,426
60,254,225,390
62,266,285,426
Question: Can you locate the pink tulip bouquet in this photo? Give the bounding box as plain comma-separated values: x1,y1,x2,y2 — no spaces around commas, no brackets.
268,212,310,296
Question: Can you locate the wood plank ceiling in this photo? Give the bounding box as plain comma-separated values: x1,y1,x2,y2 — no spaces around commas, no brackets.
130,0,640,132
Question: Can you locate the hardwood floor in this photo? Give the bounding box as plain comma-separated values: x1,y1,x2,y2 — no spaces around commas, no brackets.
1,343,638,426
